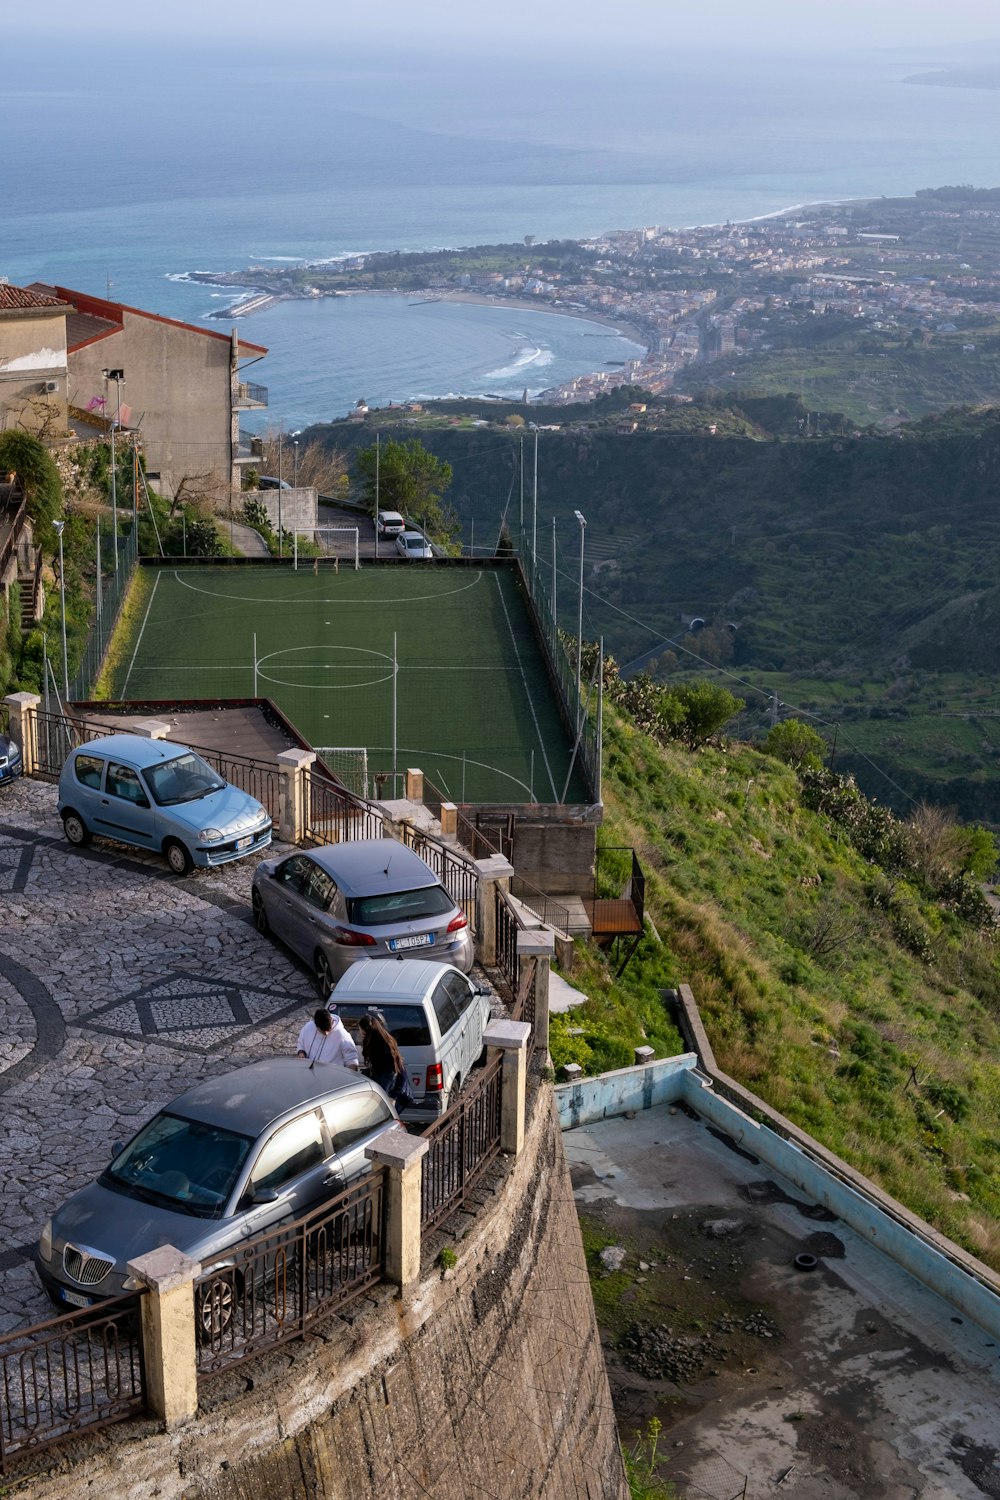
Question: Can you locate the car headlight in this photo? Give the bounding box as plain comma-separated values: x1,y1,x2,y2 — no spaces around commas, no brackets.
199,827,224,842
38,1219,53,1263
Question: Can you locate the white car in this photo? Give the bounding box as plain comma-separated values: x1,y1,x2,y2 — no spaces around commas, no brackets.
376,509,405,538
395,530,434,560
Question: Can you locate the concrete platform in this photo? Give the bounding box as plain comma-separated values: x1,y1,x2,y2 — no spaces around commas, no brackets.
564,1103,1000,1499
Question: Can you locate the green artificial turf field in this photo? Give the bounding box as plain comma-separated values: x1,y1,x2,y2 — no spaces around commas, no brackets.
108,563,589,805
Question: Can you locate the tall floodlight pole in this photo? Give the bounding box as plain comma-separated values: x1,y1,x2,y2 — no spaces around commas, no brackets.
277,431,283,557
519,437,524,536
293,436,300,488
54,521,69,701
551,515,557,632
532,431,538,584
102,368,124,571
574,510,587,729
374,431,381,557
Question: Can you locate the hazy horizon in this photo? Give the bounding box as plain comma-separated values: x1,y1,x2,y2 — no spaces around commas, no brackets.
6,1,1000,55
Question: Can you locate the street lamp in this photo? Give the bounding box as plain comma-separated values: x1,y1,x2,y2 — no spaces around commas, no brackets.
292,432,300,488
54,520,69,702
101,367,124,571
574,510,587,729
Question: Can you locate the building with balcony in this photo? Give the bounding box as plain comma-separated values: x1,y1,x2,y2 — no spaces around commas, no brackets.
27,283,268,502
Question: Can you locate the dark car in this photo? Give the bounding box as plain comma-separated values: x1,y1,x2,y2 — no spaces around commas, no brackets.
36,1059,400,1328
0,732,22,786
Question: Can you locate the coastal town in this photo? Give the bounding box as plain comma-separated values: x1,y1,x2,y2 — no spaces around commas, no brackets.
189,186,1000,418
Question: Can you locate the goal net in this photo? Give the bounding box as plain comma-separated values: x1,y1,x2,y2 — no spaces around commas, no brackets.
315,746,370,798
293,527,360,570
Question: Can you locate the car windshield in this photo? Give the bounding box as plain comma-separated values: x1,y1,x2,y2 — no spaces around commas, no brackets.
103,1113,253,1216
143,752,226,806
347,884,454,926
405,537,425,552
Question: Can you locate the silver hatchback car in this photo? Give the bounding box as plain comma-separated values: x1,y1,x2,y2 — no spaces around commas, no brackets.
35,1059,400,1323
251,839,475,996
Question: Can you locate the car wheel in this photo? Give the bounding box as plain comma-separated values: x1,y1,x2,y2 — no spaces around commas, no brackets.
448,1074,464,1110
252,888,270,935
315,950,334,999
62,810,91,847
164,838,193,877
196,1272,237,1344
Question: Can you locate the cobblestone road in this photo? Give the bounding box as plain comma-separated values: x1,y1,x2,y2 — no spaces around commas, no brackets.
0,778,323,1334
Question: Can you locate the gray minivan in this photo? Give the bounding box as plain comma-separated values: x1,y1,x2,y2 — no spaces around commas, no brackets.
331,959,492,1118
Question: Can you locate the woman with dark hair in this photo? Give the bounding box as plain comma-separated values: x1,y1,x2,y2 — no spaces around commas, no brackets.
359,1014,416,1108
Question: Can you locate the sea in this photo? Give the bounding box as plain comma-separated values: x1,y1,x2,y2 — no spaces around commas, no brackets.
4,37,1000,428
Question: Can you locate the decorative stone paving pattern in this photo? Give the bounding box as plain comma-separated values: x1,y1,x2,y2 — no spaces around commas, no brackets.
0,779,319,1331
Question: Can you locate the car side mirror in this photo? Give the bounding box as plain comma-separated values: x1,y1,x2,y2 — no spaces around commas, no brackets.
136,796,150,809
110,1140,123,1159
244,1185,279,1207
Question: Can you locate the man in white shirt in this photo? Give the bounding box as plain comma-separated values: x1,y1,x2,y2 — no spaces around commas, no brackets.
296,1006,360,1069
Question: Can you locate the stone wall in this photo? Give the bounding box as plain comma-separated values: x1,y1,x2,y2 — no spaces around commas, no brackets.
18,1089,626,1500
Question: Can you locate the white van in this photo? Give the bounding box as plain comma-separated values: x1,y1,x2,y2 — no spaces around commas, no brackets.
331,959,491,1119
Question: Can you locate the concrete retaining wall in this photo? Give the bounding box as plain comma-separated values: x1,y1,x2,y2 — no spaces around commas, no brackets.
555,1050,1000,1343
18,1091,626,1500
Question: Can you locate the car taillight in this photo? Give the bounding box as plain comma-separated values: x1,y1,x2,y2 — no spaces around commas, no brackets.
331,927,377,947
426,1062,444,1093
446,912,468,933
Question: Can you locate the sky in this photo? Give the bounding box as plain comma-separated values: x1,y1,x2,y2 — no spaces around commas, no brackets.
7,0,1000,54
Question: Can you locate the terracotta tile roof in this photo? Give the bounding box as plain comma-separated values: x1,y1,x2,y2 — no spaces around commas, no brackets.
0,283,72,313
29,281,267,356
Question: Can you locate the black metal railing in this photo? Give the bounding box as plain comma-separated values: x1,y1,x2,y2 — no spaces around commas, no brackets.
420,1056,503,1231
195,1169,385,1378
234,381,268,409
399,823,480,938
593,845,646,932
0,1296,145,1478
189,744,281,821
303,768,389,846
495,884,520,1002
508,874,571,936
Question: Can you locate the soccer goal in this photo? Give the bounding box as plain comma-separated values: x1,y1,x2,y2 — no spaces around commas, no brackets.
293,527,360,570
315,746,370,798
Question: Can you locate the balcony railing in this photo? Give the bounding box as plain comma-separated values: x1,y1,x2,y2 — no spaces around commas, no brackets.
234,381,268,410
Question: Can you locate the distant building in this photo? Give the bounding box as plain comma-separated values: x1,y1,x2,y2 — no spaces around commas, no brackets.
0,282,73,437
28,283,268,502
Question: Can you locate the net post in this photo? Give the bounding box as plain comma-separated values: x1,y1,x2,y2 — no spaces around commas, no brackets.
393,630,398,797
253,632,258,697
354,527,359,571
294,530,298,570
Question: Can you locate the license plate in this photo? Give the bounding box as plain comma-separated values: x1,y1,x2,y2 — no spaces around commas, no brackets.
236,835,252,850
60,1289,92,1308
389,933,433,952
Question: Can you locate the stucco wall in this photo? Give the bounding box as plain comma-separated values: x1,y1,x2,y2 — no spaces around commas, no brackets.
16,1089,626,1500
0,311,69,434
69,318,234,501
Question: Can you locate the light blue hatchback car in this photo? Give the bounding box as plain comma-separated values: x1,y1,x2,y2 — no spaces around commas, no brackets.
57,734,272,875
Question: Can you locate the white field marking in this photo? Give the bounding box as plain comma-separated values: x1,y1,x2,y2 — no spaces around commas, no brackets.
256,668,395,691
121,571,162,697
170,569,485,607
492,573,559,802
364,745,533,799
255,643,394,666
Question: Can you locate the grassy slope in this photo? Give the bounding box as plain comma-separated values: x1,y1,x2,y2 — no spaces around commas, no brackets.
562,708,1000,1272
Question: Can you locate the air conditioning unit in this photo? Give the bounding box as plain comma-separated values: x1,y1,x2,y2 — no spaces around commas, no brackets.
44,381,58,393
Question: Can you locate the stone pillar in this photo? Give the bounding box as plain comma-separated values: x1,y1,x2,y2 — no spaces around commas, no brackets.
126,1245,199,1430
405,767,424,802
516,928,554,1058
4,692,41,775
130,718,171,740
473,855,515,967
365,1133,430,1293
635,1044,655,1066
561,1062,584,1084
483,1020,532,1156
276,746,315,844
440,801,457,839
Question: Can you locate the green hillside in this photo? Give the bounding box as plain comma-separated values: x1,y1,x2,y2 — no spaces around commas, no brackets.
313,407,1000,820
566,705,1000,1273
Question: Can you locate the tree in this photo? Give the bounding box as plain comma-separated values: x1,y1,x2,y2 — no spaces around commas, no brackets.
765,718,827,770
0,430,62,547
662,682,745,748
355,438,457,548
